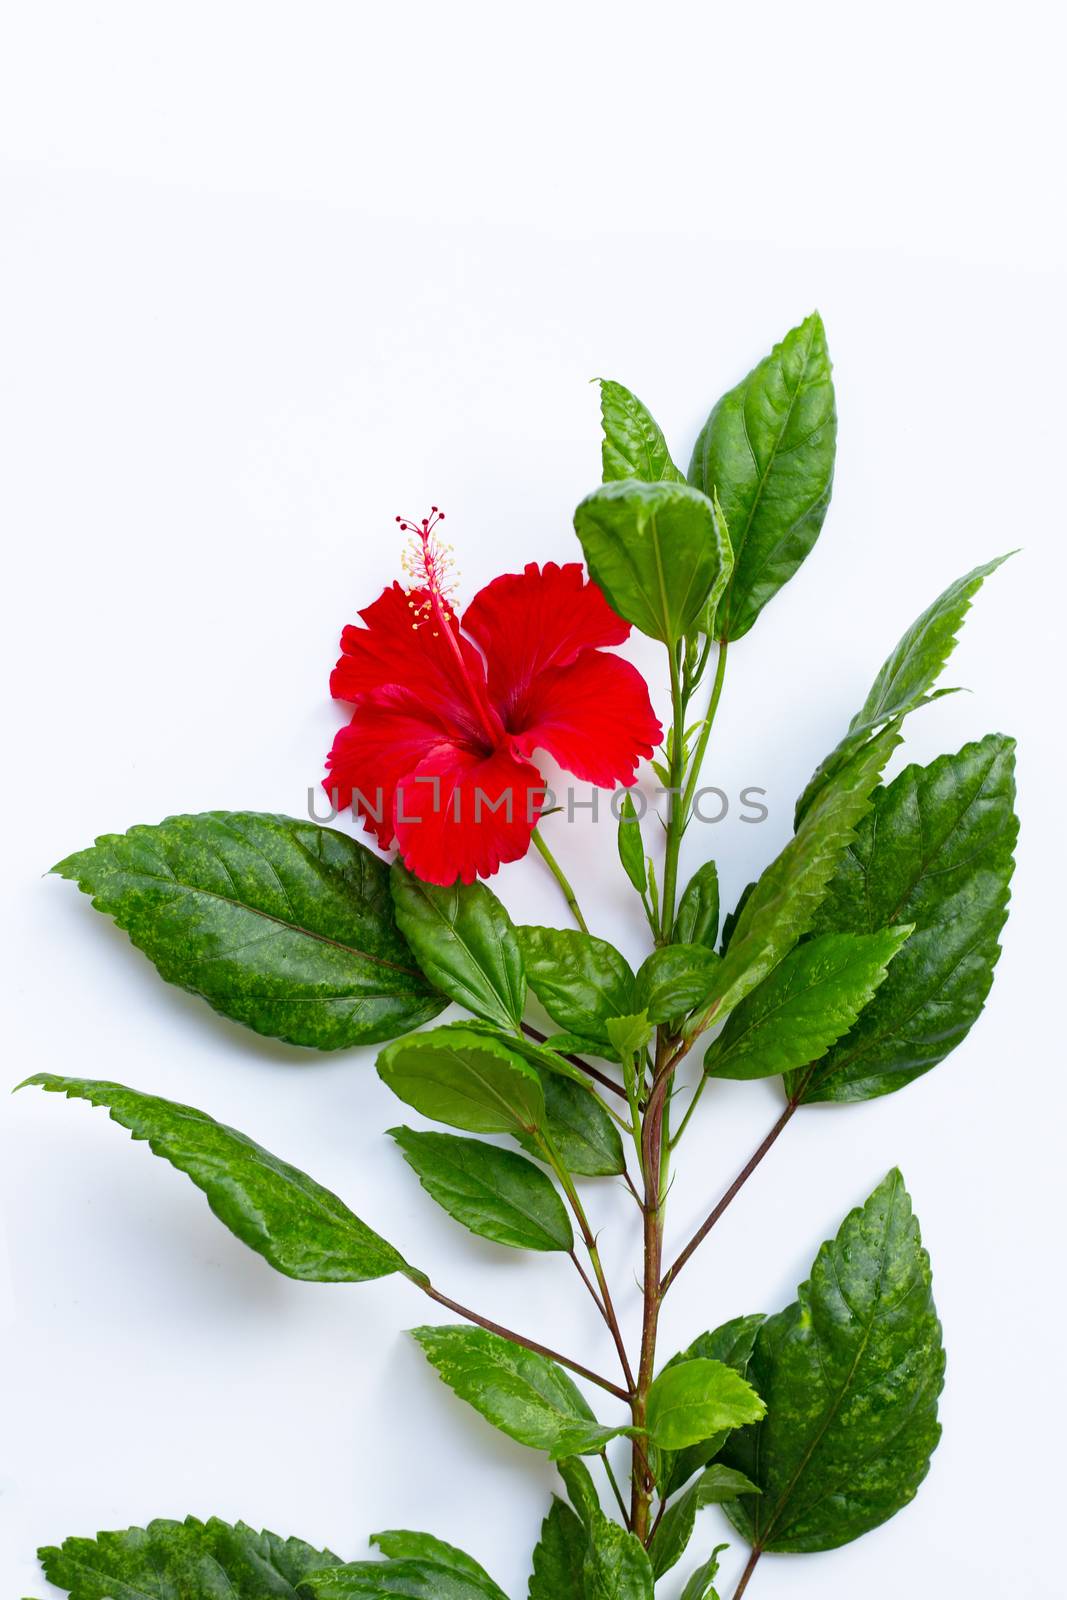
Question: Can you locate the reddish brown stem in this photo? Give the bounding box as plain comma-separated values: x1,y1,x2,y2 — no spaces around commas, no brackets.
732,1546,763,1598
520,1022,628,1100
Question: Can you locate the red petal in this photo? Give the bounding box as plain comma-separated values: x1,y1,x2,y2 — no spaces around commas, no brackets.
509,650,662,787
394,744,547,885
463,562,630,726
323,689,460,850
330,581,494,747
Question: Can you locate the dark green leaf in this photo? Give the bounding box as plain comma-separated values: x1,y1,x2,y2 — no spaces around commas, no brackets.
675,861,720,950
704,928,911,1082
657,1315,766,1499
616,793,648,894
650,1469,757,1579
390,866,526,1032
634,945,720,1024
369,1533,505,1598
723,1170,944,1552
573,480,731,646
719,882,755,954
377,1028,544,1136
795,554,1012,822
689,312,836,641
516,926,636,1057
598,378,685,484
646,1359,765,1450
528,1499,587,1600
517,1067,626,1178
24,1076,411,1283
390,1127,573,1251
679,1545,727,1600
583,1512,654,1600
411,1325,629,1458
51,812,444,1050
38,1515,338,1599
789,734,1018,1102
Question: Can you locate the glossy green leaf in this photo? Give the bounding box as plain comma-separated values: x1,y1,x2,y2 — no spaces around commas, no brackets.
704,928,911,1082
573,479,730,646
679,1545,727,1600
723,1170,944,1553
689,312,836,641
719,882,755,954
377,1027,544,1137
516,1067,626,1178
304,1548,502,1600
795,554,1012,822
557,1455,601,1525
650,1468,757,1578
24,1076,412,1283
391,865,526,1032
51,812,444,1050
411,1325,629,1459
516,926,636,1057
646,1359,765,1450
37,1515,339,1599
789,734,1018,1102
657,1316,766,1499
528,1499,587,1600
675,861,720,950
616,793,648,894
634,945,720,1023
368,1532,505,1598
598,378,685,484
583,1511,654,1600
700,723,901,1028
390,1127,572,1252
604,1011,653,1061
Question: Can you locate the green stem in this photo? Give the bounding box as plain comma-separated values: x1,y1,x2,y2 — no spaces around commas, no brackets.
659,646,688,942
532,827,590,933
601,1450,631,1527
669,1071,708,1150
678,640,729,823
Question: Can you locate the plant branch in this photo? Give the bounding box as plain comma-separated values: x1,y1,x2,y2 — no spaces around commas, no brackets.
519,1021,628,1101
600,1450,631,1529
551,1150,635,1393
532,826,590,933
678,640,729,825
732,1547,762,1598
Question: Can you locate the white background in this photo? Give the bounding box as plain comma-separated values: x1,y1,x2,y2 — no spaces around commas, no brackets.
1,4,1064,1596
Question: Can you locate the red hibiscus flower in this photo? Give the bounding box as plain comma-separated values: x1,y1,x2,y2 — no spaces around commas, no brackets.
324,509,662,885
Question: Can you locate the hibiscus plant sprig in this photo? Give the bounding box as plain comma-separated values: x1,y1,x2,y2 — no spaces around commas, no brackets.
22,312,1018,1600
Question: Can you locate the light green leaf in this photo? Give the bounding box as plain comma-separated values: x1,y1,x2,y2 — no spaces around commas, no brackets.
390,1127,572,1252
516,926,636,1058
24,1076,412,1283
634,945,720,1024
391,865,526,1032
37,1515,339,1599
557,1456,601,1525
689,312,836,641
704,928,911,1082
377,1027,544,1137
305,1553,501,1599
675,861,720,950
604,1011,653,1061
795,554,1012,822
679,1545,728,1600
528,1499,587,1600
656,1316,766,1499
51,812,444,1050
598,378,685,484
573,479,730,646
646,1359,765,1450
789,734,1018,1102
617,793,648,894
369,1532,505,1597
411,1326,629,1459
583,1511,654,1600
723,1170,944,1552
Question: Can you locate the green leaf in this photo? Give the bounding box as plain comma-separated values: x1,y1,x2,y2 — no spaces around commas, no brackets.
390,865,526,1032
37,1515,339,1599
528,1499,587,1600
789,734,1018,1103
377,1027,544,1136
557,1455,601,1525
679,1545,727,1600
646,1359,765,1450
657,1316,766,1499
583,1512,654,1600
369,1532,505,1598
719,882,755,954
304,1552,501,1600
634,945,720,1024
604,1011,653,1061
723,1169,944,1553
411,1326,629,1458
689,312,836,641
24,1076,412,1283
650,1469,757,1579
516,926,636,1057
51,812,445,1050
795,554,1012,823
573,479,731,646
704,928,911,1082
700,722,901,1028
390,1127,573,1252
616,793,648,894
517,1067,626,1178
598,378,685,485
675,861,720,950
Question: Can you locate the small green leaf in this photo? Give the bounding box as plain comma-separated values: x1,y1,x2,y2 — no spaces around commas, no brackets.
646,1359,765,1450
516,926,636,1057
604,1011,653,1061
679,1545,728,1600
573,479,730,646
675,861,720,949
634,945,720,1023
719,882,755,954
528,1499,587,1599
656,1316,766,1499
583,1511,654,1600
50,812,444,1050
37,1515,339,1599
704,928,911,1081
369,1531,506,1597
598,378,685,484
391,864,526,1032
411,1326,629,1459
723,1170,944,1552
517,1068,626,1178
790,734,1018,1102
377,1027,544,1136
689,312,836,641
390,1127,573,1252
650,1470,756,1579
557,1456,601,1525
25,1076,411,1283
616,792,648,894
